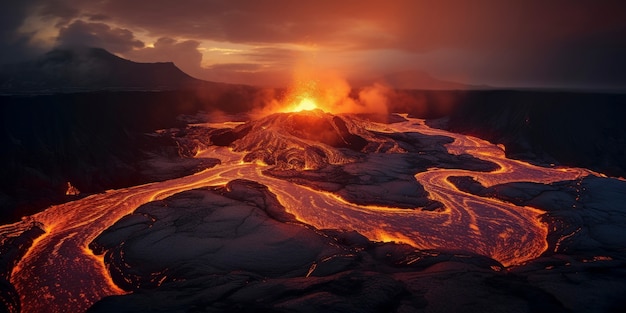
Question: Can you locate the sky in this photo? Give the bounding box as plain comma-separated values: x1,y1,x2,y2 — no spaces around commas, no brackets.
2,0,626,89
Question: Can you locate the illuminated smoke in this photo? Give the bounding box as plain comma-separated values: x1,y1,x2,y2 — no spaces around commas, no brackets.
254,68,389,116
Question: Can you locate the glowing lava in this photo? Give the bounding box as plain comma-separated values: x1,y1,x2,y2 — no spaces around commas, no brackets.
282,96,319,113
0,113,598,313
275,76,323,113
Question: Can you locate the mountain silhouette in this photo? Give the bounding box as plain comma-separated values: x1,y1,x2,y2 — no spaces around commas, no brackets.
0,47,210,93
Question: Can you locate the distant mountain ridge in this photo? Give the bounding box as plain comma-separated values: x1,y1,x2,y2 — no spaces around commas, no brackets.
0,47,211,93
383,70,477,90
355,70,489,90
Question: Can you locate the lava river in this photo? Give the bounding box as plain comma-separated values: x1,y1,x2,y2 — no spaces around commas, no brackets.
1,113,594,313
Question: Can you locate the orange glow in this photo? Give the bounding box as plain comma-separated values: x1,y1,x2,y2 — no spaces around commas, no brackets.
281,96,319,113
65,182,80,196
373,229,418,247
260,67,389,116
275,76,327,114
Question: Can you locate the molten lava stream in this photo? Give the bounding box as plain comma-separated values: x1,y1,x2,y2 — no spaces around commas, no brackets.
9,148,245,313
250,115,595,266
5,116,597,313
383,116,593,262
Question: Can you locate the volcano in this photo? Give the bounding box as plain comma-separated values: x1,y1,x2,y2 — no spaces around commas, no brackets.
2,108,625,313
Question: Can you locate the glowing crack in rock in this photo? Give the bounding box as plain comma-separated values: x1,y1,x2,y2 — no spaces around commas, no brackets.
0,113,595,313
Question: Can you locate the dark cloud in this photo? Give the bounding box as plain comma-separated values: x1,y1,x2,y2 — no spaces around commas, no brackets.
93,0,358,44
2,0,626,87
36,0,79,22
74,0,626,87
74,0,626,51
56,20,144,53
0,1,36,33
123,37,202,77
0,0,44,63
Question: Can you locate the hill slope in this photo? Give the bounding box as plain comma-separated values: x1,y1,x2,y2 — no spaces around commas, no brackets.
0,47,209,93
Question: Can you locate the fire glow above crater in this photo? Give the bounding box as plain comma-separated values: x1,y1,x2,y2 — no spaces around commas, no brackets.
281,96,319,113
1,109,597,313
276,78,325,114
264,72,389,116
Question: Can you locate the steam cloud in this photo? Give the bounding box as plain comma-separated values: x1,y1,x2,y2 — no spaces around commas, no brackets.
254,70,391,117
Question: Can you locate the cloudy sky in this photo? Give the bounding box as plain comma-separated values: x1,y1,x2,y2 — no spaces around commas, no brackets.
2,0,625,89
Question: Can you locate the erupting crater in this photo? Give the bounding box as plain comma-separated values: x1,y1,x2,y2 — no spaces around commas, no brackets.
282,97,319,113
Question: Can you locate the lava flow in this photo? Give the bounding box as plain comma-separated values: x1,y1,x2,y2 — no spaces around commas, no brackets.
1,112,595,313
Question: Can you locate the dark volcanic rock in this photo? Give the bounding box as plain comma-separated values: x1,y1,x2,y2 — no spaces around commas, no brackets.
88,176,626,312
265,155,437,209
447,174,626,312
437,91,626,177
89,179,347,290
87,177,626,312
88,179,508,312
449,175,626,259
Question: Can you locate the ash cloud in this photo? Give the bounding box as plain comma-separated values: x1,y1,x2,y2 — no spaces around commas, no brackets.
0,0,44,64
124,37,202,76
56,20,144,53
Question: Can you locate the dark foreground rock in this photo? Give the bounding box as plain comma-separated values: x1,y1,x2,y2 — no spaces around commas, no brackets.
88,179,502,312
449,175,626,259
449,174,626,312
87,178,626,312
